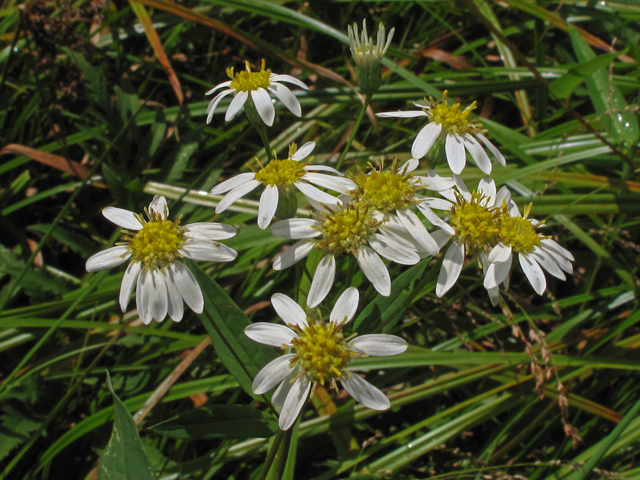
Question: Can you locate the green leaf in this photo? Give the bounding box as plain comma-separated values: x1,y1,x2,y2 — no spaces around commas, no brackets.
98,372,156,480
28,224,96,258
569,26,639,146
353,258,433,334
149,405,278,440
548,49,625,99
0,405,40,463
189,262,277,398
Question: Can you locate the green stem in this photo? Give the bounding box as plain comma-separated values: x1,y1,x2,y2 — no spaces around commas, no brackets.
257,430,284,480
245,95,274,161
335,93,372,170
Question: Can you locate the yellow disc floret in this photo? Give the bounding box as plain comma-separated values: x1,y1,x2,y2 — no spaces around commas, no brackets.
123,210,186,270
290,320,352,386
227,59,272,92
449,192,501,253
498,204,544,254
424,90,481,136
254,143,307,189
353,159,418,212
315,198,383,256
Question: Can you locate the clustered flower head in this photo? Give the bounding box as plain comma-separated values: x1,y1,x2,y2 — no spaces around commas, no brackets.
86,19,576,433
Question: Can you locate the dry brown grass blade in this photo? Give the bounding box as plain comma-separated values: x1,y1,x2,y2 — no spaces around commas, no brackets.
132,0,356,90
422,48,471,70
0,144,91,179
129,1,184,105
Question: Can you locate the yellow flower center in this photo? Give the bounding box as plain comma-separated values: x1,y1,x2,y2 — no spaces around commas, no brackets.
353,160,417,212
498,204,543,254
227,59,271,92
123,211,186,270
254,159,306,188
315,198,383,256
449,192,501,253
290,320,352,386
424,90,481,136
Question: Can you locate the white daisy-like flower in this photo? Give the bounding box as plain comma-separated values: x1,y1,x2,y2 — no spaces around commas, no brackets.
245,287,407,431
205,59,309,126
210,142,355,229
484,202,574,296
376,90,506,175
85,195,237,324
426,175,510,297
271,195,421,307
351,157,454,256
347,20,394,71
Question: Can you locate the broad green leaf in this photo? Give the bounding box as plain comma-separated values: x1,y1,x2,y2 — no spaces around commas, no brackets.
189,262,277,397
353,258,434,334
98,372,156,480
549,49,626,99
569,26,639,146
0,405,40,463
150,405,278,440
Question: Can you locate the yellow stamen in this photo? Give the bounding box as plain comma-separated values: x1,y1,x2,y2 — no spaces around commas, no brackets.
449,192,501,253
498,203,545,254
352,158,418,212
227,59,271,92
254,142,307,188
423,90,482,135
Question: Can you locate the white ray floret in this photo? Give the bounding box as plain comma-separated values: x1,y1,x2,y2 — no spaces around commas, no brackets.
210,142,355,229
86,195,237,324
205,59,309,126
245,288,407,430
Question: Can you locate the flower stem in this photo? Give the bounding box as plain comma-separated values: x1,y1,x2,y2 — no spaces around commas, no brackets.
335,93,373,170
257,430,284,480
245,95,274,161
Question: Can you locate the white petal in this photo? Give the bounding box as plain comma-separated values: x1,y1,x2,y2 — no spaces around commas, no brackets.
303,173,356,194
271,218,321,239
414,172,455,191
171,262,204,314
180,240,237,262
349,334,407,356
271,293,308,328
206,89,234,124
185,222,238,241
376,110,428,118
271,74,309,90
252,354,296,395
294,181,340,206
136,269,153,325
251,88,275,126
86,246,130,272
436,241,465,297
307,254,336,308
416,203,455,235
531,247,566,280
463,134,492,175
412,122,442,159
487,285,500,306
432,229,452,249
257,184,279,230
369,233,420,266
445,133,466,174
484,254,512,289
279,376,311,431
166,274,184,322
272,369,299,407
397,208,439,256
495,186,512,208
272,239,316,270
542,245,573,274
453,174,471,201
519,253,547,295
215,179,261,213
541,238,575,261
292,141,315,161
330,287,359,326
355,246,391,296
149,195,169,219
400,158,419,174
119,261,141,311
102,207,142,230
205,80,232,96
149,269,168,322
416,195,455,211
478,177,497,206
341,373,389,410
244,323,296,347
488,243,512,263
210,172,257,196
303,164,343,174
268,83,301,117
476,133,506,166
225,90,248,121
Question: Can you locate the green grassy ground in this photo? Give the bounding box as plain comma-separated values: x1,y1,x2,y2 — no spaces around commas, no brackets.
0,0,639,479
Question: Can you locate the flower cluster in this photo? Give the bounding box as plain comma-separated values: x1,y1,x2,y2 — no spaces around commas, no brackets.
86,20,575,432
